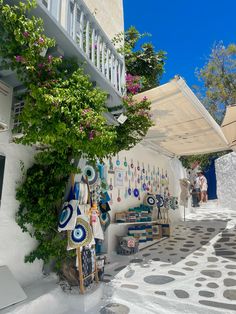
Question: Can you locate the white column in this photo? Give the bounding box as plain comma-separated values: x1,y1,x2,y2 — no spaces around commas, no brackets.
79,11,84,51
110,54,114,85
96,35,101,70
91,28,95,64
102,42,105,75
118,62,121,93
72,2,77,40
106,49,110,79
85,20,90,57
114,58,118,89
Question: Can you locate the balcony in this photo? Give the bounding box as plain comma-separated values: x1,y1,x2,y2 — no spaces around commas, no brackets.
1,0,125,121
37,0,125,107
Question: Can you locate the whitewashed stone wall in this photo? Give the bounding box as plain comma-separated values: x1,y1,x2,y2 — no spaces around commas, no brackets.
215,152,236,210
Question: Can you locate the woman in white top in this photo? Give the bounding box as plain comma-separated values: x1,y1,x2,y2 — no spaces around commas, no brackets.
198,172,208,203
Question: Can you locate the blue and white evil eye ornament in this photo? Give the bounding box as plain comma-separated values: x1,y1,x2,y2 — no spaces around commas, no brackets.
156,194,164,208
67,217,92,249
143,194,156,207
82,164,99,186
58,200,77,232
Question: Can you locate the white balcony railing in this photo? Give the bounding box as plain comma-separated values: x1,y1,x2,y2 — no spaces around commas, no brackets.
40,0,125,95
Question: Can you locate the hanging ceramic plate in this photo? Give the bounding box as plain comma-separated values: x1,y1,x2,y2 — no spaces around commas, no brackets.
68,217,92,248
143,194,156,207
82,164,98,186
128,187,132,195
142,183,147,191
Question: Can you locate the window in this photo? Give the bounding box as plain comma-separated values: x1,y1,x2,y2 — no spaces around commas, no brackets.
0,155,6,206
12,101,24,133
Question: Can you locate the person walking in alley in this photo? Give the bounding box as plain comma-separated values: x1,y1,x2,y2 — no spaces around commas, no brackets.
198,171,208,203
191,174,201,207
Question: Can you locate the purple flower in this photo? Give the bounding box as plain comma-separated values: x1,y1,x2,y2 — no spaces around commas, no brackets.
38,63,44,68
48,55,53,62
38,37,44,44
89,130,95,140
142,96,148,101
23,31,29,38
15,55,23,62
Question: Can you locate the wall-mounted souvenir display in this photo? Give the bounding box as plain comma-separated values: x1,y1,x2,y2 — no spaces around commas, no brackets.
114,168,125,187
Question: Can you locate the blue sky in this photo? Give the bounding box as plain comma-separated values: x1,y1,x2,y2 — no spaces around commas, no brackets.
123,0,236,88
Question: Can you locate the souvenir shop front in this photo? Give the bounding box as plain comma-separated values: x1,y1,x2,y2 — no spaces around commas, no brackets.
57,77,230,293
58,142,184,292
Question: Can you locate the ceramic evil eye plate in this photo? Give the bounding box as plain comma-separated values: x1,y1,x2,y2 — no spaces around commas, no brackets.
68,217,92,248
144,194,156,207
82,164,98,186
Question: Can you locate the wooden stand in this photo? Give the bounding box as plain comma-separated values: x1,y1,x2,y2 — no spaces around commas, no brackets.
76,247,99,294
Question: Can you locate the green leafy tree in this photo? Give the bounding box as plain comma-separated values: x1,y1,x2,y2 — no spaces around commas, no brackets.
113,26,166,91
198,42,236,123
180,43,235,170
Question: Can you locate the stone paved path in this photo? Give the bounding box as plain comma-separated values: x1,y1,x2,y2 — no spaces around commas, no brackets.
100,202,236,314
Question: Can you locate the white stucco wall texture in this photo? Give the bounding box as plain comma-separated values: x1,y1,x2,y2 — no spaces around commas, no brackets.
0,140,43,287
83,0,124,40
215,152,236,210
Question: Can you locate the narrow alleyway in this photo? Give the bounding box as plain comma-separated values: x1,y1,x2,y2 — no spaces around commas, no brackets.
100,201,236,314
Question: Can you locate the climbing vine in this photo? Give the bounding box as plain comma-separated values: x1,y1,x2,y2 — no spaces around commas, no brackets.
0,1,152,273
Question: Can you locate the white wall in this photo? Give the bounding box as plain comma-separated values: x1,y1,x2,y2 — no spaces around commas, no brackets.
215,152,236,210
0,91,43,287
103,144,186,255
0,91,186,285
83,0,124,40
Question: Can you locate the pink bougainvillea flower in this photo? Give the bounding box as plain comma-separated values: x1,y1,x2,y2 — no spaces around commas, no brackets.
142,96,148,101
38,63,44,68
48,55,53,62
15,55,23,62
23,31,29,38
89,130,95,140
38,37,44,44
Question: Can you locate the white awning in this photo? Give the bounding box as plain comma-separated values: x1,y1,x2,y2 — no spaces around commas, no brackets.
134,76,229,157
221,105,236,151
